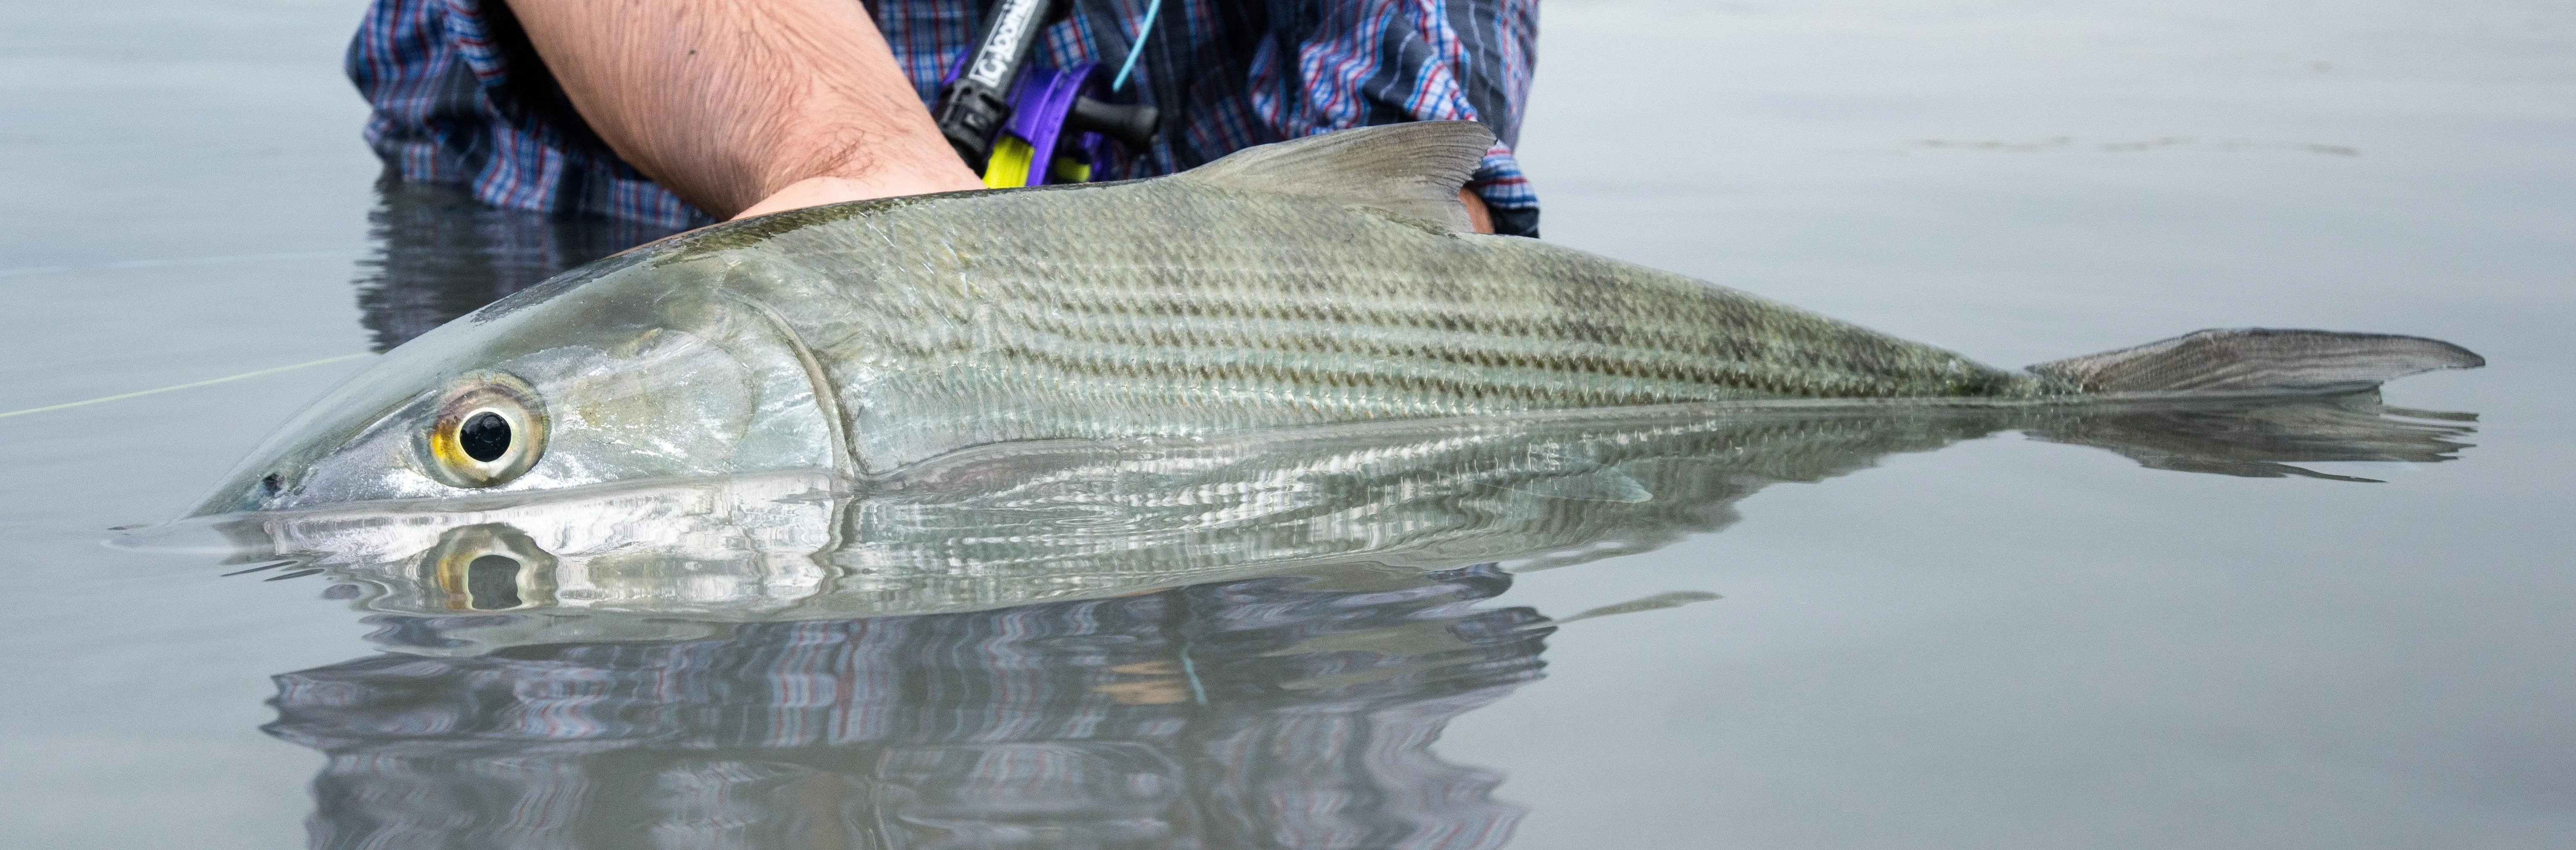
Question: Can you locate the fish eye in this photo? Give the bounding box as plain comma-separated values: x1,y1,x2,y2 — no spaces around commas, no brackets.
460,412,511,462
422,375,547,488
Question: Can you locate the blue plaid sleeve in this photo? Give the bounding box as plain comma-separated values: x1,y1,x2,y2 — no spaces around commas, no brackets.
1243,0,1540,236
347,0,716,230
348,0,1536,236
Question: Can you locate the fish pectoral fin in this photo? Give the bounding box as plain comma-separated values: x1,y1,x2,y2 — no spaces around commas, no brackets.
1171,121,1493,232
2027,328,2484,394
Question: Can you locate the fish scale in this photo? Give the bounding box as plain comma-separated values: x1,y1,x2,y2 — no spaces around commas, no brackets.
176,392,2477,629
183,122,2481,516
703,174,2034,472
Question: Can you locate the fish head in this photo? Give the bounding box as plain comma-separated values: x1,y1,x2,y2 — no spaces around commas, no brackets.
191,252,840,516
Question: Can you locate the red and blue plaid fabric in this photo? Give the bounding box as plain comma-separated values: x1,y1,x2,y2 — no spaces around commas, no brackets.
348,0,1541,236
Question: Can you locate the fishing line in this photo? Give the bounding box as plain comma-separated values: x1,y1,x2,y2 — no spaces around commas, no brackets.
0,250,350,279
0,353,373,421
1111,0,1163,92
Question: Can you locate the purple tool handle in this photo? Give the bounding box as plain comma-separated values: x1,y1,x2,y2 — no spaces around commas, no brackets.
1005,63,1105,186
939,54,1107,186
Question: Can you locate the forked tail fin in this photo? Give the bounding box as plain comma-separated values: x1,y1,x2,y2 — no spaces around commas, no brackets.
2028,329,2483,395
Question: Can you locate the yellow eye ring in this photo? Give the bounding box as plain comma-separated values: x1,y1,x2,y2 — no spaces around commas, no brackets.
422,374,547,488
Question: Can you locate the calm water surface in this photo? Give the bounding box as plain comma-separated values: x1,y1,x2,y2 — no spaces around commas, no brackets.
3,1,2570,847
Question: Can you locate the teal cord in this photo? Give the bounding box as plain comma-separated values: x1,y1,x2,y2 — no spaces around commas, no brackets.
1110,0,1163,92
1178,636,1209,706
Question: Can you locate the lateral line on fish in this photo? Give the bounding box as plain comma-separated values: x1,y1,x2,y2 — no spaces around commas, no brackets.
0,353,375,421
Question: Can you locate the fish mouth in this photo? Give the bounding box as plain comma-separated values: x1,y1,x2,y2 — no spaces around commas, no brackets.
135,467,847,557
183,386,433,518
107,511,281,555
185,479,261,519
187,433,344,518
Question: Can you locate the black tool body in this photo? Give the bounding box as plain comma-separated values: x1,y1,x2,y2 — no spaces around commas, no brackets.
931,0,1063,170
931,0,1160,173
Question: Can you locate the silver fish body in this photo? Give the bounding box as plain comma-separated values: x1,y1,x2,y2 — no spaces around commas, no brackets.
143,394,2472,653
690,176,2041,475
190,123,2479,515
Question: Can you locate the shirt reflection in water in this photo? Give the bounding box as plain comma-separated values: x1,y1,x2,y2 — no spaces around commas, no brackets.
353,183,683,352
268,566,1546,849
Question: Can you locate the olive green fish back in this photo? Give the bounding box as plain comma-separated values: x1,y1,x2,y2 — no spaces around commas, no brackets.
686,155,2033,471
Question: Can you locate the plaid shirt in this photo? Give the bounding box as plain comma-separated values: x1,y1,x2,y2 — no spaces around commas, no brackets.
348,0,1541,236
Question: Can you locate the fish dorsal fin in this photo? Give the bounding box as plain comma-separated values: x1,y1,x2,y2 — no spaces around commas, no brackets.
1173,121,1495,231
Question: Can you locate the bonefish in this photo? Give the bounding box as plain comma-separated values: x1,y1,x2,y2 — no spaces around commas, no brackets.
192,122,2480,514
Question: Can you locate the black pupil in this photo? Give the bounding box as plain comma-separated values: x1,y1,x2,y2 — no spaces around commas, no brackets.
459,412,512,463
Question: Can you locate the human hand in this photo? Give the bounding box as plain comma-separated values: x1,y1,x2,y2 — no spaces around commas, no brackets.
514,0,984,221
734,159,983,220
1459,189,1494,234
746,160,1500,230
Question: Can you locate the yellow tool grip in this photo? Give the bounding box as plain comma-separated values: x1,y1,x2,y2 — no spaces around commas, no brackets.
983,136,1038,189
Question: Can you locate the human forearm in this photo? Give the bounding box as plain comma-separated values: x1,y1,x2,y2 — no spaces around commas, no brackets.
508,0,978,218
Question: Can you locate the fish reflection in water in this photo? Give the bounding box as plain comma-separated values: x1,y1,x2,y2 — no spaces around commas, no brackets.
196,392,2470,848
273,566,1541,849
352,182,679,352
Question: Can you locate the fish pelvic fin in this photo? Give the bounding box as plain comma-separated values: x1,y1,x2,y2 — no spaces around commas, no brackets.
1172,121,1494,232
2028,328,2484,395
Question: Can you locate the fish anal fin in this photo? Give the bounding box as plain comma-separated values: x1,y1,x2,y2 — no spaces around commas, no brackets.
2028,328,2484,395
1172,122,1494,232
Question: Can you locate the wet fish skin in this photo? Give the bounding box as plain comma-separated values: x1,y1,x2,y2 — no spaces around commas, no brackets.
187,123,2477,514
138,393,2475,652
687,169,2045,474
